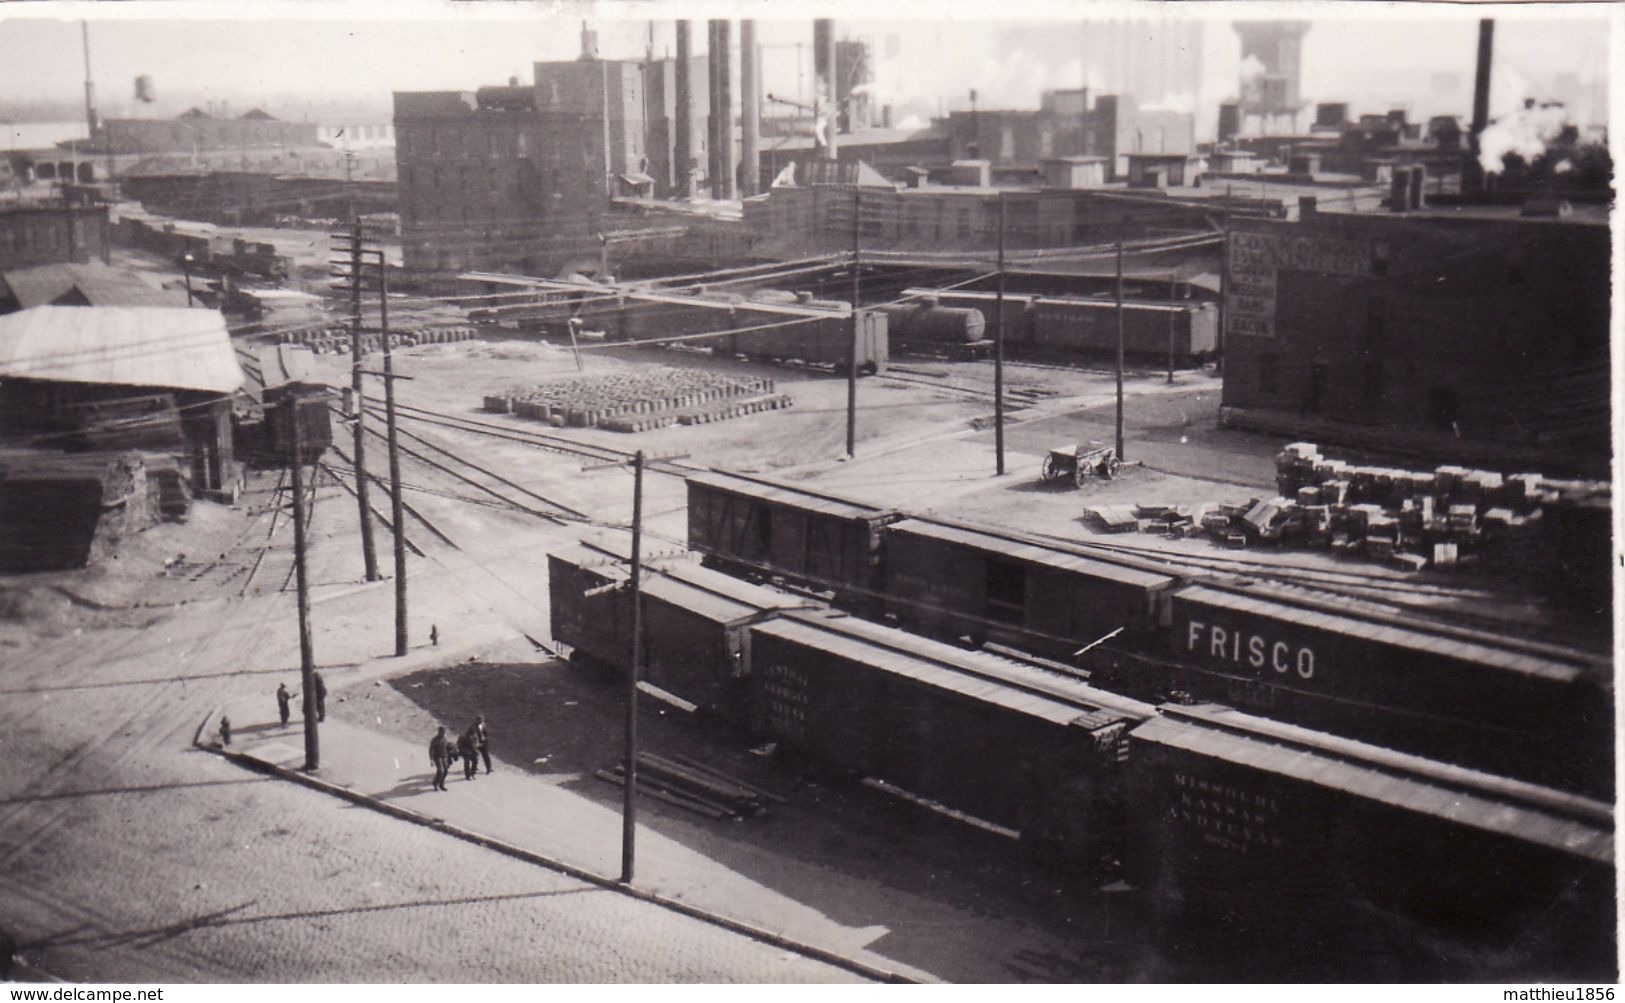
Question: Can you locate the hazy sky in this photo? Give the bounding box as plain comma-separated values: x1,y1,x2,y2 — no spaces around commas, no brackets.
0,1,1612,137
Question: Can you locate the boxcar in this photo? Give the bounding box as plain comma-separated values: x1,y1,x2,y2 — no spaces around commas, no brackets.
1024,296,1218,363
1127,702,1615,973
547,542,813,719
748,608,1150,865
722,307,888,374
1139,582,1614,797
686,471,901,606
883,517,1176,663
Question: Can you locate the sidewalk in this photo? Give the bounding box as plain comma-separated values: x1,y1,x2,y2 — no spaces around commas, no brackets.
200,654,1116,984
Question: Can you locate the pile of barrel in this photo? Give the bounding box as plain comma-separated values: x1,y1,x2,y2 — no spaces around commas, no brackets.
273,325,479,355
483,367,791,432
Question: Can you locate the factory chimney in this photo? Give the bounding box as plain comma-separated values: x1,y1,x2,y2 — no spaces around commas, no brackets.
740,20,761,197
814,19,838,160
580,21,600,60
675,21,695,198
715,20,735,199
1465,19,1494,194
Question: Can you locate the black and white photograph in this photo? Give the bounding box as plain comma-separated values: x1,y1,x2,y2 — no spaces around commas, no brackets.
0,0,1615,986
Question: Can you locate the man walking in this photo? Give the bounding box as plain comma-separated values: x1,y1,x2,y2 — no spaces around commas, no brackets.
429,726,452,792
456,727,479,781
472,714,491,774
276,683,293,727
313,671,328,722
430,624,440,647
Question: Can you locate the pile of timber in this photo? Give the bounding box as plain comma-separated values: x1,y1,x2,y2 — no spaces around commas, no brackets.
596,752,785,820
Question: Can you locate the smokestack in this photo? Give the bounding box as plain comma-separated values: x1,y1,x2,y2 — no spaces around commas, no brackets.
579,21,599,60
676,21,695,198
814,19,838,160
707,20,722,194
740,20,760,197
1466,19,1494,194
715,20,735,199
81,22,98,137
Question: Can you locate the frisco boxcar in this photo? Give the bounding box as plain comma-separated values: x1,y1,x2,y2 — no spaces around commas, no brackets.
686,470,901,607
883,516,1176,662
1127,702,1615,974
1023,296,1218,364
1116,581,1615,797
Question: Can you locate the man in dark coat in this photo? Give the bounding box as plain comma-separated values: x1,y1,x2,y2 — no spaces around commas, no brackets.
313,671,328,722
456,727,479,781
472,715,491,774
276,683,293,727
429,726,452,792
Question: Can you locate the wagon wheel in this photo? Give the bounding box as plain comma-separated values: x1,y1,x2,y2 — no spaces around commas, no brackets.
1074,464,1088,488
1041,454,1060,481
1103,456,1122,480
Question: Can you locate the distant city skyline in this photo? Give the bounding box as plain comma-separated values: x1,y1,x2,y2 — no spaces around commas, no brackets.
0,2,1610,142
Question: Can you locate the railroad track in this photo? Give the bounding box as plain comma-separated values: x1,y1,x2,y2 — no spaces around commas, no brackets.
325,438,460,552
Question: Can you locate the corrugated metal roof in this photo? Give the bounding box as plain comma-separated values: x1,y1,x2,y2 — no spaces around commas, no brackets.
688,470,896,522
3,263,186,310
755,616,1099,727
1174,584,1582,684
0,306,244,394
1131,710,1612,864
891,518,1175,590
780,608,1155,722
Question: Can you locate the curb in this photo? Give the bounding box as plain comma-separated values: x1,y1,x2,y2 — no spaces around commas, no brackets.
193,711,918,984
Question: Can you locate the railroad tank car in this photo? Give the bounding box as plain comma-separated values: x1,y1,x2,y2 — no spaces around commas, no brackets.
1117,581,1615,797
1127,702,1615,975
1022,296,1218,363
686,470,901,607
875,302,988,358
883,516,1176,664
899,288,1037,345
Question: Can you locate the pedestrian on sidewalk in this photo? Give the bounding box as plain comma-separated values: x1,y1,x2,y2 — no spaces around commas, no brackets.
313,671,328,722
429,726,452,792
456,727,479,781
276,683,293,727
430,624,440,647
218,715,232,747
472,715,491,774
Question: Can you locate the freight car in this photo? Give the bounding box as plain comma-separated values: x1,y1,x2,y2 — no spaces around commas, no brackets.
681,470,1613,797
1127,702,1615,976
899,288,1037,346
687,470,901,609
875,301,990,359
1023,295,1218,364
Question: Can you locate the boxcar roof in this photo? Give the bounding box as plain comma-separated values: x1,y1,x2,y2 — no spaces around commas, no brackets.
1173,584,1587,684
1132,707,1613,864
779,609,1157,722
575,534,820,613
550,546,762,626
688,470,897,522
890,518,1177,589
755,616,1118,728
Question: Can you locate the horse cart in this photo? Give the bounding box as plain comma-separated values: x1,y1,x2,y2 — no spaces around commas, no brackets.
1041,443,1121,488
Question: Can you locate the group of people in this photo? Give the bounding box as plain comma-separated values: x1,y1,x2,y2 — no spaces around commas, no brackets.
428,716,490,791
275,672,327,727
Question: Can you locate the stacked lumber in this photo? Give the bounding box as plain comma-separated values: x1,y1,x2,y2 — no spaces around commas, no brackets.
596,752,785,820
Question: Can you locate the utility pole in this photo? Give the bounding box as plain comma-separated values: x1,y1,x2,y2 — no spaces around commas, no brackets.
333,222,380,582
622,449,645,884
289,398,319,771
846,189,860,459
1167,273,1176,385
1115,240,1125,462
994,192,1007,476
373,249,408,657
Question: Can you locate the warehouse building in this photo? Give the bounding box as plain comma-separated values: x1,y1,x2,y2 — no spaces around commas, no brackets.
0,200,111,271
1220,205,1610,472
92,107,320,155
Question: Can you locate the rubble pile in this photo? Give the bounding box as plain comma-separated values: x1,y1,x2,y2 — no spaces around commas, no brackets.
483,367,792,432
0,452,164,572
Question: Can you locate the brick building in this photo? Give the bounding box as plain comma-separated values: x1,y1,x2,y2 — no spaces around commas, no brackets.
93,108,320,155
395,51,704,278
0,202,111,271
946,91,1195,180
1221,207,1611,469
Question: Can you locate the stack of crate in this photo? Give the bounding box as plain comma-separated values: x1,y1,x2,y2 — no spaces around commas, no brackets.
490,368,790,432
